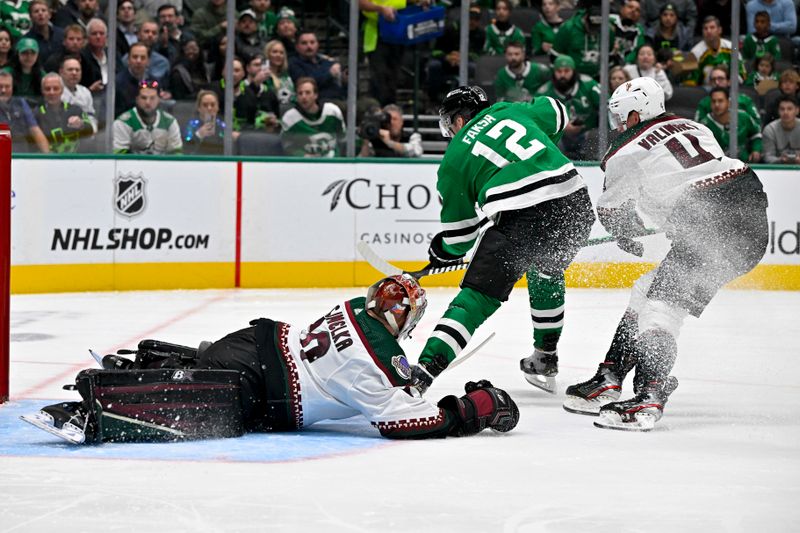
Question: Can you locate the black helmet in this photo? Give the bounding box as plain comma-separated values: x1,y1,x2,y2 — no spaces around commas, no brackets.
438,85,490,137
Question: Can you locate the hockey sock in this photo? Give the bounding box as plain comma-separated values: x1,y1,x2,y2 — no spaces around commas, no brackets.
633,328,678,393
420,287,501,366
604,308,639,376
527,269,565,352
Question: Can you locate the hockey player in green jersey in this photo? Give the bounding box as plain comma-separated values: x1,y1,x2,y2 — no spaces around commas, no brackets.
494,42,551,102
410,86,595,395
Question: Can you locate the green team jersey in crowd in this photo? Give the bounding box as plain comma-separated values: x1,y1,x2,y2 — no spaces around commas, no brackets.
483,22,525,55
744,71,779,87
610,15,646,64
535,75,601,129
699,110,763,162
280,102,345,158
494,61,552,102
530,19,562,56
0,0,31,38
112,108,183,155
742,34,781,62
552,10,615,78
694,93,760,125
436,97,584,257
258,11,278,40
688,38,746,86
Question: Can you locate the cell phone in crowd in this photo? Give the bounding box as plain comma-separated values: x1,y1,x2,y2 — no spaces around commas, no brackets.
262,60,270,73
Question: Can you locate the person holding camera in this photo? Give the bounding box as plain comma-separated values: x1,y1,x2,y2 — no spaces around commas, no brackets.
359,104,423,158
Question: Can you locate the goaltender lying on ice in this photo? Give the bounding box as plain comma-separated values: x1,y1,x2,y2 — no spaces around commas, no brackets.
21,275,519,444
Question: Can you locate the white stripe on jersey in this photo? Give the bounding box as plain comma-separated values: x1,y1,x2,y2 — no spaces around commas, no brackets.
545,97,567,133
439,318,472,346
442,217,481,231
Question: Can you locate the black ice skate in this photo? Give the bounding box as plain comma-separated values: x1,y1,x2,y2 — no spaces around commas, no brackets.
562,362,623,416
20,401,94,444
593,376,679,432
519,348,558,394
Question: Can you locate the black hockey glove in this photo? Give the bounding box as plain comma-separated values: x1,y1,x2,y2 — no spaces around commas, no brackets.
615,237,644,257
427,232,465,270
409,354,450,395
598,202,647,258
437,380,520,436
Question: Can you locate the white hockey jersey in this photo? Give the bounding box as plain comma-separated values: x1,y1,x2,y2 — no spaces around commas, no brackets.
272,297,452,438
598,114,748,229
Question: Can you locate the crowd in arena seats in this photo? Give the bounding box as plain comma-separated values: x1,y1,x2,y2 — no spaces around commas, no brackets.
0,0,796,161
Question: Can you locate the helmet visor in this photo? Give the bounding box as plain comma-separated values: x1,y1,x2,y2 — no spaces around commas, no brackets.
438,111,453,138
608,109,625,130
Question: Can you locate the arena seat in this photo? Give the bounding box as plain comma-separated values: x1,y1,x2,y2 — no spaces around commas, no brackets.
666,86,707,119
475,54,506,87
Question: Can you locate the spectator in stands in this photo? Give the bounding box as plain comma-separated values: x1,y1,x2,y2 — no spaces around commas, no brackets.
688,16,744,87
695,65,760,123
494,41,551,102
0,0,32,39
234,9,265,62
745,53,779,88
210,56,273,133
427,6,484,106
263,39,294,116
700,87,762,162
43,24,85,74
170,37,208,100
358,103,423,158
251,0,277,41
183,89,229,155
35,72,93,153
742,11,782,63
243,53,279,131
553,1,615,79
359,0,410,106
7,37,44,100
289,30,346,104
136,0,185,21
156,4,190,66
80,18,113,94
113,80,182,154
646,3,692,53
531,0,564,57
483,0,525,56
643,0,697,36
274,7,298,60
764,69,800,124
535,54,600,160
762,95,800,164
697,0,746,37
609,65,632,92
27,0,64,61
745,0,796,38
623,43,673,100
126,21,171,85
116,42,150,116
611,0,646,64
280,76,345,158
54,0,100,32
0,29,12,71
0,70,49,153
190,0,225,48
116,0,137,57
59,56,97,132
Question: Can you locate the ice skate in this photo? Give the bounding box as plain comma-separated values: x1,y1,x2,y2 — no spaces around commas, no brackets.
563,362,623,415
594,376,679,432
519,348,558,394
20,402,92,444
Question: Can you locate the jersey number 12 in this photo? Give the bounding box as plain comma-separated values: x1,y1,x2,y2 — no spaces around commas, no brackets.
470,119,545,168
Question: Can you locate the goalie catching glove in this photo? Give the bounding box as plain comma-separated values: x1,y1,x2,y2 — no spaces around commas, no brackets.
438,380,519,436
426,232,466,270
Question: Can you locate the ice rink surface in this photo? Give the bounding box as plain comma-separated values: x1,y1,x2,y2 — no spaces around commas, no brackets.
2,286,799,532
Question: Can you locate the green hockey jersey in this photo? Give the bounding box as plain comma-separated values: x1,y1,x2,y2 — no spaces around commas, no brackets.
494,61,552,102
112,108,182,154
435,98,585,256
699,110,763,161
694,93,759,125
688,38,746,86
741,34,781,62
0,0,31,38
552,10,615,78
535,75,601,129
483,22,525,55
280,102,345,158
530,19,562,56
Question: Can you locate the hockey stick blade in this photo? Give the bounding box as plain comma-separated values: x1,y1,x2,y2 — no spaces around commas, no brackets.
357,240,469,279
586,228,660,247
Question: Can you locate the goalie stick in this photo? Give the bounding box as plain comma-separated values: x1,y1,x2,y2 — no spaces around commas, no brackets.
358,229,660,278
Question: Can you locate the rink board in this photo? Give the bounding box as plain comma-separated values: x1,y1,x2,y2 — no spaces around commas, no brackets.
9,156,800,292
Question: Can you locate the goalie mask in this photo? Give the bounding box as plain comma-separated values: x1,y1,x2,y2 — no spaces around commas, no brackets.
438,85,490,137
607,77,665,131
366,274,427,339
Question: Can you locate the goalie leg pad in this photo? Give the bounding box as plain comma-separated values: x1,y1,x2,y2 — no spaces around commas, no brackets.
76,368,244,443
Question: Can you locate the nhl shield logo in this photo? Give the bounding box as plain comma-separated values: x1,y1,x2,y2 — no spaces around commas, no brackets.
114,174,146,218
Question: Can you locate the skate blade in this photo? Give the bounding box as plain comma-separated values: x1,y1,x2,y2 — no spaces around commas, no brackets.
562,393,619,416
20,412,86,444
523,373,557,394
593,411,656,432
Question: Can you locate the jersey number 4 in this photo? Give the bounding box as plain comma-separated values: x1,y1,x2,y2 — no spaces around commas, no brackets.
470,119,545,168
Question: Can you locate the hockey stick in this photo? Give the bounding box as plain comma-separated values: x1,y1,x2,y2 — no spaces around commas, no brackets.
358,229,661,279
445,332,495,372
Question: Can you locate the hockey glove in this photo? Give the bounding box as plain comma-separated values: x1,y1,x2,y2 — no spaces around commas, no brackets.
427,232,465,270
438,380,520,436
615,237,644,257
409,354,450,395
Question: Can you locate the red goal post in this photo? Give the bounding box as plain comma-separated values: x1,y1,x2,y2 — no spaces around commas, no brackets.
1,124,10,403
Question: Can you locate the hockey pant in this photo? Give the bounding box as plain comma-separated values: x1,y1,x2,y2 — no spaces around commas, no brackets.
421,187,595,365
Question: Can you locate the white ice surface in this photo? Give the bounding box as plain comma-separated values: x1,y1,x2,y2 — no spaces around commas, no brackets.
2,287,799,532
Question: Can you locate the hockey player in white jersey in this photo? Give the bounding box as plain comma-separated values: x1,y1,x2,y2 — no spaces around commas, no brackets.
562,77,768,431
22,275,519,443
